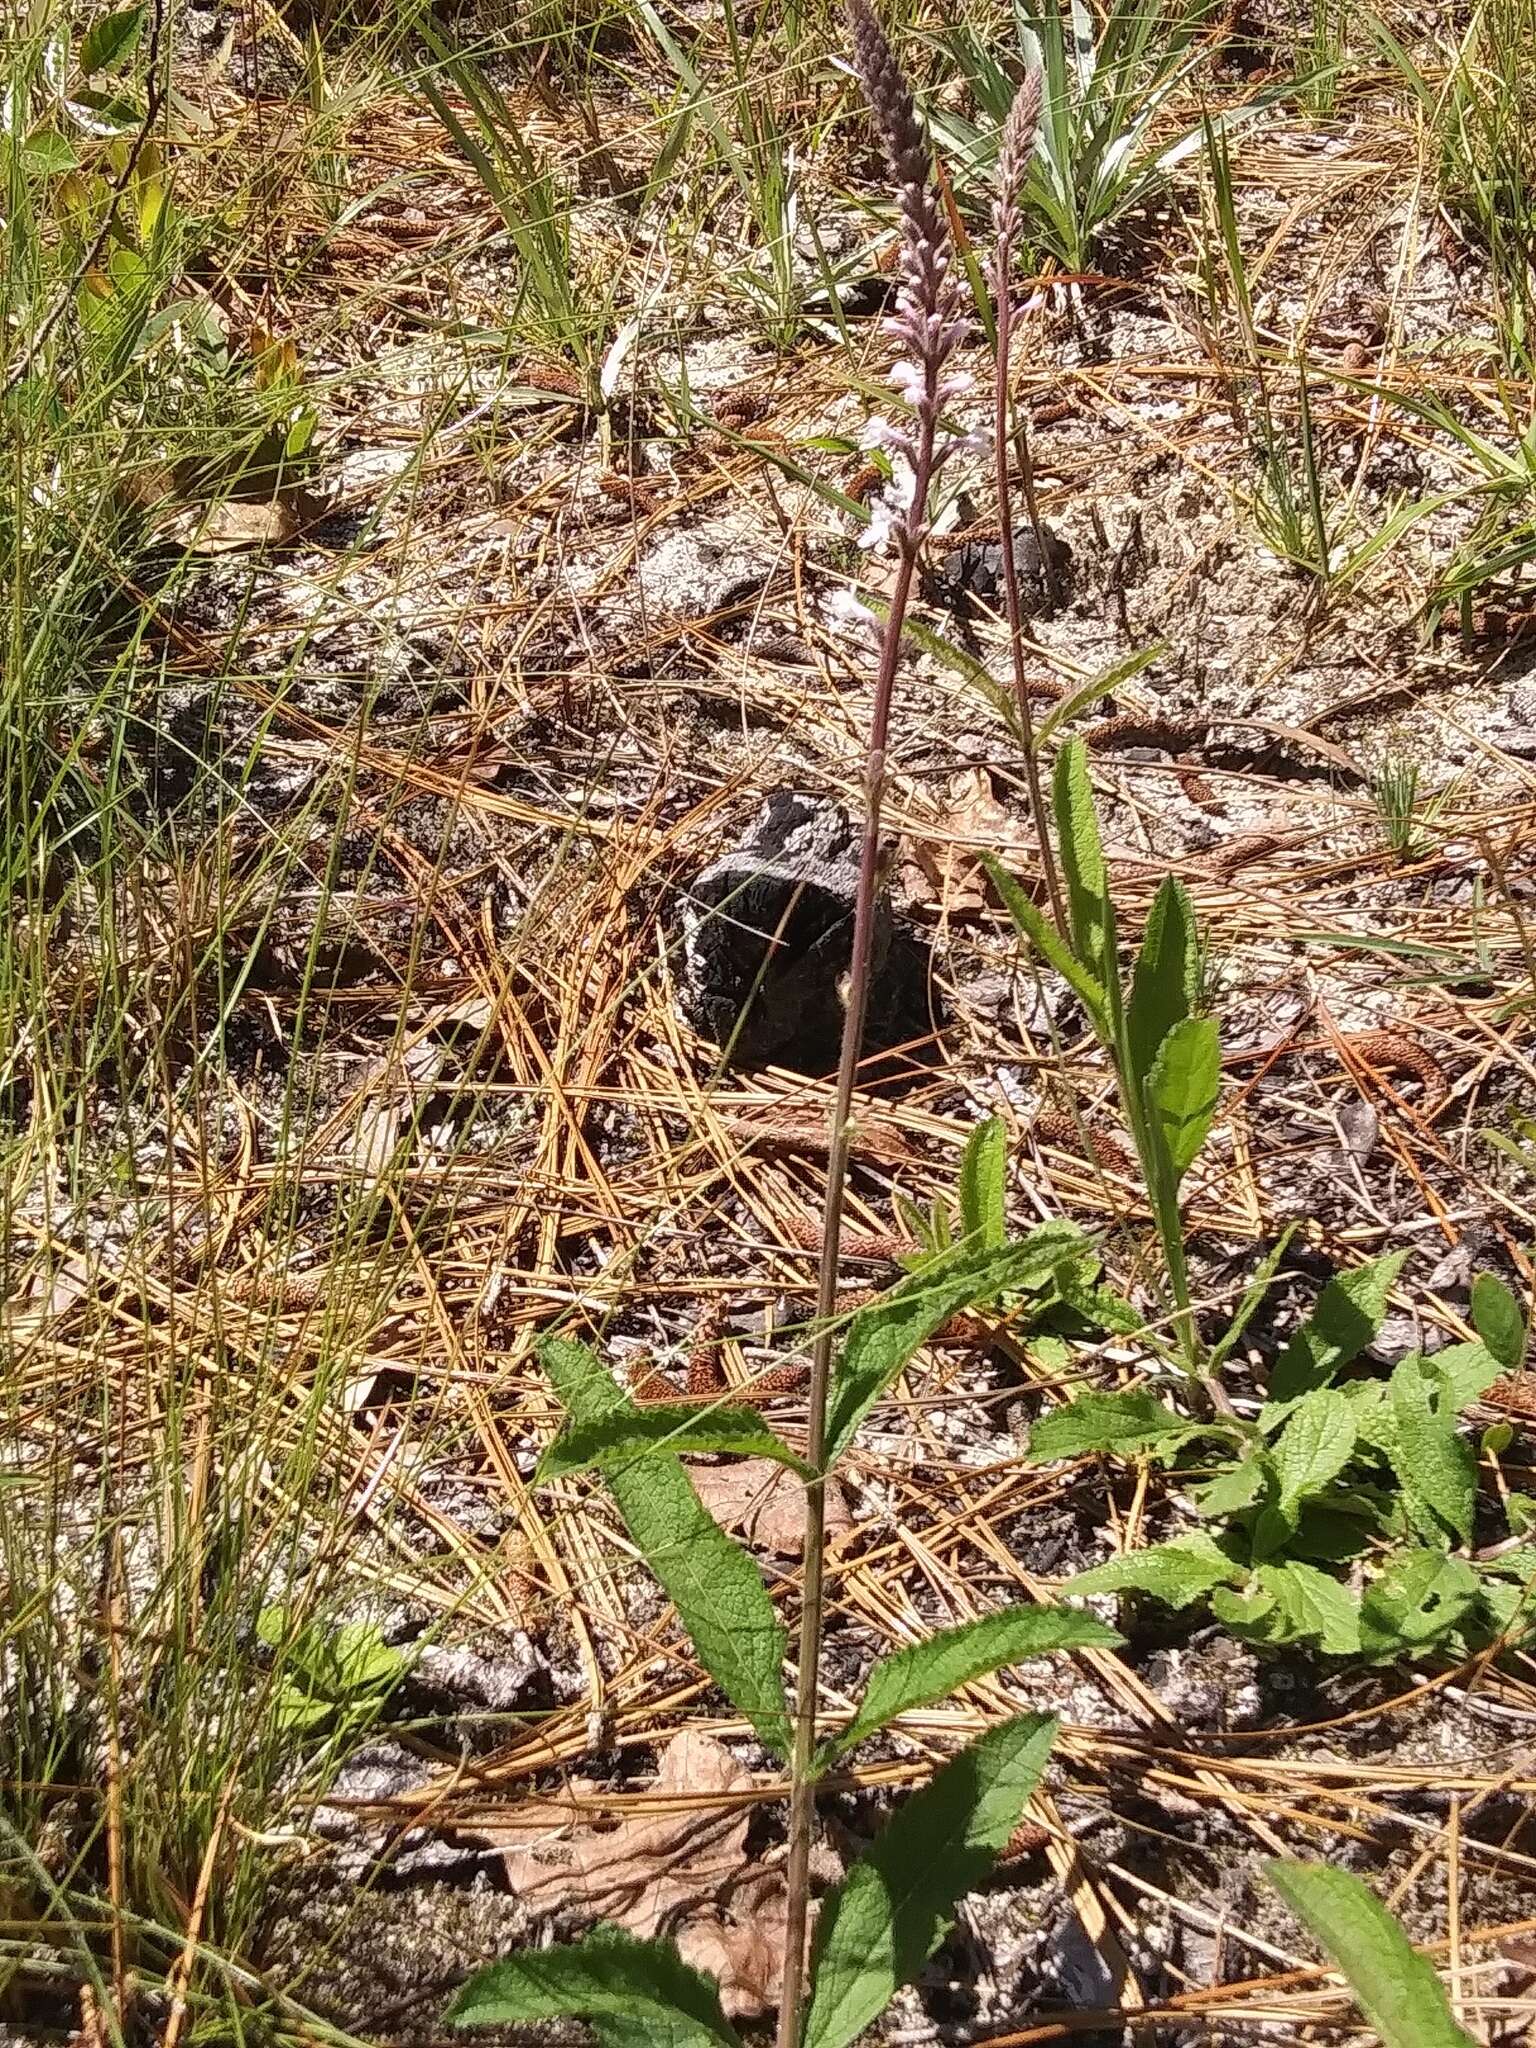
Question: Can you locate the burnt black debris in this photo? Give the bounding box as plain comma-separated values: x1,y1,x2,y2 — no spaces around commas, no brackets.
931,522,1074,613
678,793,894,1069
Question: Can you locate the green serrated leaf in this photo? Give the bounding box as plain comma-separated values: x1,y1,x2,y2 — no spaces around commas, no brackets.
1126,876,1197,1086
539,1339,791,1756
1255,1559,1362,1654
981,851,1109,1035
1388,1355,1476,1545
446,1924,741,2043
1193,1451,1270,1516
535,1405,811,1485
1052,739,1118,1008
804,1715,1058,2048
1358,1548,1478,1661
1026,1389,1199,1461
79,3,144,74
825,1226,1085,1469
1430,1340,1505,1408
1270,1251,1409,1401
1471,1273,1526,1371
958,1117,1008,1250
1264,1863,1477,2048
1066,1532,1245,1609
1144,1014,1220,1182
814,1608,1118,1775
1272,1390,1357,1518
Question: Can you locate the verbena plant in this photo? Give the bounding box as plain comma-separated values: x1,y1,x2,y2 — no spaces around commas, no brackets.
445,13,1122,2042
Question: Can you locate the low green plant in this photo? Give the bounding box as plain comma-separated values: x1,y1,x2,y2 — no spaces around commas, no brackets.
1366,0,1536,374
445,16,1124,2041
256,1607,407,1741
445,1271,1118,2046
929,0,1273,275
414,18,613,380
1030,1259,1536,1660
983,739,1223,1404
1371,754,1436,863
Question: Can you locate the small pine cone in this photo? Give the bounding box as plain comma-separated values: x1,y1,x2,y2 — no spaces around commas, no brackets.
1346,1030,1448,1110
1175,754,1217,808
597,472,661,515
749,1360,808,1398
1083,714,1202,752
1030,1108,1133,1174
224,1266,327,1309
516,363,585,401
685,1297,732,1397
629,1357,680,1404
1487,1372,1536,1421
998,1818,1051,1863
846,460,884,504
1208,830,1296,876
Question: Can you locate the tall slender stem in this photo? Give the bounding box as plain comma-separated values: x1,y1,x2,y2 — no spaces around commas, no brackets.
775,467,935,2048
993,286,1067,941
780,8,968,2030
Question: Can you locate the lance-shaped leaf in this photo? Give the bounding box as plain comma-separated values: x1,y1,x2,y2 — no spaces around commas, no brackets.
1269,1250,1408,1402
1471,1272,1526,1371
1052,739,1119,1012
1026,1389,1205,1462
1066,1532,1246,1609
446,1924,741,2045
1264,1863,1477,2048
958,1116,1008,1250
1145,1014,1220,1182
1388,1354,1475,1545
981,851,1109,1037
804,1715,1059,2048
813,1607,1117,1775
536,1404,811,1485
540,1339,792,1757
1126,875,1197,1086
825,1226,1085,1468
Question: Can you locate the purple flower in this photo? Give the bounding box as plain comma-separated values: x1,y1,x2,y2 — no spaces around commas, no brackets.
846,0,974,556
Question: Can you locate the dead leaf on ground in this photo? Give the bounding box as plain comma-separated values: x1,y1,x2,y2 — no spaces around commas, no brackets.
902,767,1033,915
158,488,329,554
686,1457,853,1557
480,1730,804,2018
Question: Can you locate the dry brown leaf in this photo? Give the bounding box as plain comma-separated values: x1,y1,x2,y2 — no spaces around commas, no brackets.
904,768,1032,915
686,1457,853,1557
484,1731,797,2018
164,496,300,553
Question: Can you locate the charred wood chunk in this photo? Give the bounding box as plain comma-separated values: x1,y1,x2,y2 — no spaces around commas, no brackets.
679,793,892,1069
